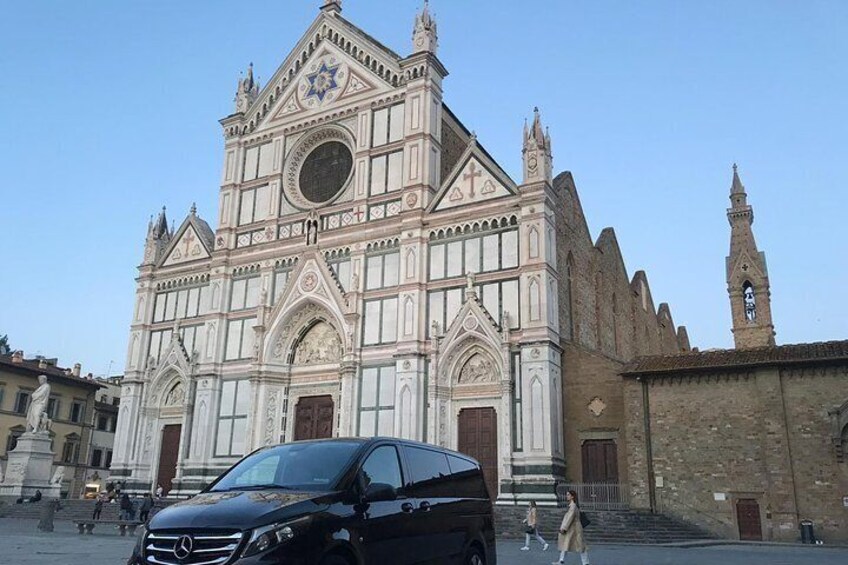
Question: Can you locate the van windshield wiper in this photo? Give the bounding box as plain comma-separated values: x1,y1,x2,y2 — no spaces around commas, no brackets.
223,484,298,492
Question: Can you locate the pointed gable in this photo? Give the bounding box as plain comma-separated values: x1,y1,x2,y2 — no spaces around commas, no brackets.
160,213,214,267
429,139,517,212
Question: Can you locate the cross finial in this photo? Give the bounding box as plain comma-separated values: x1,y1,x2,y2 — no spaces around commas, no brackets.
190,202,197,216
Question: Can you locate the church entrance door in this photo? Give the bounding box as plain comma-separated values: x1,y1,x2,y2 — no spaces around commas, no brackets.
735,498,763,540
458,407,498,499
294,395,335,440
581,439,619,483
156,424,181,495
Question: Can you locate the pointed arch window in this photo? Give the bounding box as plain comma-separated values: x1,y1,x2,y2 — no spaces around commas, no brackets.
566,253,575,339
743,281,757,321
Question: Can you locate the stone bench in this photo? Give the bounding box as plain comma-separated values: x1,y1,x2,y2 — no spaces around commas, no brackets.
75,520,143,536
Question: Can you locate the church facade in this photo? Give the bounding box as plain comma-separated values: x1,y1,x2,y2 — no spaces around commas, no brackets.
111,1,688,501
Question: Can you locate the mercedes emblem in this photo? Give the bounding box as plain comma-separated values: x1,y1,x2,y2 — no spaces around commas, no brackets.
173,534,194,560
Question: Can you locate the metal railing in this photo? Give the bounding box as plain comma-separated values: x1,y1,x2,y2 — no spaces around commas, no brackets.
555,482,629,511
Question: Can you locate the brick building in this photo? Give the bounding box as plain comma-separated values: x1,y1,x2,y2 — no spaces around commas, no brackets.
623,168,848,542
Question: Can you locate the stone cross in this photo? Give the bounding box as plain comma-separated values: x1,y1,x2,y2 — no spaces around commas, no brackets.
463,162,482,198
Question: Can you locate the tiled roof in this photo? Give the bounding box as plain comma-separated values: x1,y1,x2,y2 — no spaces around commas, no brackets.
0,355,104,390
622,340,848,376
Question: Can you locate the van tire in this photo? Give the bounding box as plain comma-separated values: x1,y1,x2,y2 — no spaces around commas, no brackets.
320,554,352,565
465,546,485,565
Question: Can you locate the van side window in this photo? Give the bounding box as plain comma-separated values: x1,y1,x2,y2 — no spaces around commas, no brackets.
448,455,487,499
361,445,403,490
405,446,450,497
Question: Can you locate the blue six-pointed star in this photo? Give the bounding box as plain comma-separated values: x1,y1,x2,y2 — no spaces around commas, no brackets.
306,62,340,102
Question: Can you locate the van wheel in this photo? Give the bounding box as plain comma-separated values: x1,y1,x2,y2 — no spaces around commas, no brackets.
465,547,485,565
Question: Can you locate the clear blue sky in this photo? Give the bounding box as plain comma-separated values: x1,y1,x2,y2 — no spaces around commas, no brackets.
1,1,846,375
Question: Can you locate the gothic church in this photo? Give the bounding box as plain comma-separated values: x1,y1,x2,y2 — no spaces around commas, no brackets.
112,1,689,501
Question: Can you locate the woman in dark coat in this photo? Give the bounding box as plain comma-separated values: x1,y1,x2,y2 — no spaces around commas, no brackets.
37,498,62,532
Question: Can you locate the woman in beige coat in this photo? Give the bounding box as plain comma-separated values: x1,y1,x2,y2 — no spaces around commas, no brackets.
553,490,590,565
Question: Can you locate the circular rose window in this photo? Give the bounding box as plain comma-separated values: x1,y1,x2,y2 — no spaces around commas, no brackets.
298,141,353,204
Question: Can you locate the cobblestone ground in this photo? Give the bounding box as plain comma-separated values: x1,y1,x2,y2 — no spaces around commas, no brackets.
1,519,846,565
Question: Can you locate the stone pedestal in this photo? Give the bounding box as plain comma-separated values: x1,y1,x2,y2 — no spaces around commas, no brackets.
0,432,60,498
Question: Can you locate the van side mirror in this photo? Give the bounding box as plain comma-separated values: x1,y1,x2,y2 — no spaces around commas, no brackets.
362,483,397,503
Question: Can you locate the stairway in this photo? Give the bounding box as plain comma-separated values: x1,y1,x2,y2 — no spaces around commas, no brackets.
495,505,717,544
0,497,176,521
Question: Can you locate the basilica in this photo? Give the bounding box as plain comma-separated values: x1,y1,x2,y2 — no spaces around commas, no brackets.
111,1,689,502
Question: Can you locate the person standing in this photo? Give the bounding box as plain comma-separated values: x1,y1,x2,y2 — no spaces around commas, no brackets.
521,501,549,551
155,484,164,498
553,490,590,565
92,495,104,520
37,498,62,532
139,494,153,522
119,493,132,521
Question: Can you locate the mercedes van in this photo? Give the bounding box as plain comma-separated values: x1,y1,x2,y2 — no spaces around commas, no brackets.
129,437,496,565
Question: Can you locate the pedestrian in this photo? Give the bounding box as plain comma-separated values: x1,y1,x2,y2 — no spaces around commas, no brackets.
521,500,549,551
119,493,132,521
139,493,153,522
553,490,590,565
92,494,104,520
155,484,164,498
37,498,62,532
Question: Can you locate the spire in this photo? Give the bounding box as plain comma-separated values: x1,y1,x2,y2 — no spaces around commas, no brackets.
522,106,553,184
234,62,259,114
153,206,169,239
412,0,438,54
143,206,172,266
725,165,775,349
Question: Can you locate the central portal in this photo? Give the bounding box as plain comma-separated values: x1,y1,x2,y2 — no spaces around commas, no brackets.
294,395,335,440
458,407,498,499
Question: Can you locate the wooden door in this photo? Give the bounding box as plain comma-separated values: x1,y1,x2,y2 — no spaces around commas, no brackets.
581,439,619,483
736,498,763,540
156,424,181,495
458,407,498,499
294,395,335,440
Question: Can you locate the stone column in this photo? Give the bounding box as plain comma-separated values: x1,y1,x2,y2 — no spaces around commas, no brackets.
338,361,359,437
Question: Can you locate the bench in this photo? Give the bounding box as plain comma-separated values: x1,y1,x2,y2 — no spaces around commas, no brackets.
75,520,143,536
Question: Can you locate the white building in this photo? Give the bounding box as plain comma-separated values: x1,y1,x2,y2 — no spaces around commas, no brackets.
85,376,121,495
112,1,568,502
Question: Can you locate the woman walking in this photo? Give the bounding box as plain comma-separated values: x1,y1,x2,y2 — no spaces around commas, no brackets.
553,490,590,565
520,501,549,551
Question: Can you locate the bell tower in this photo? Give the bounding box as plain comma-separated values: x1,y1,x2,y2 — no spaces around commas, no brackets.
726,164,776,349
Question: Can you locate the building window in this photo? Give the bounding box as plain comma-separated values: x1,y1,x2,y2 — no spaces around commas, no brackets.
372,103,405,147
152,285,207,323
327,258,351,292
230,276,261,312
0,385,5,410
369,151,404,195
225,318,257,361
148,328,173,364
180,324,205,357
512,353,523,451
62,436,80,464
272,269,292,302
70,401,86,424
96,416,110,432
91,448,103,468
6,426,24,454
363,298,398,345
112,397,120,407
105,450,113,468
216,380,250,457
365,251,400,290
238,184,271,226
47,396,61,420
429,228,519,281
743,281,757,321
358,366,396,436
427,280,519,336
14,391,30,415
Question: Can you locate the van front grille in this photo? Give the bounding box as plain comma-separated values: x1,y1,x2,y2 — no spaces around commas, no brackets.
144,530,243,565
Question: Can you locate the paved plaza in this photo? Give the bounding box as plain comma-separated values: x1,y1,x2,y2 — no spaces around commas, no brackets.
1,519,847,565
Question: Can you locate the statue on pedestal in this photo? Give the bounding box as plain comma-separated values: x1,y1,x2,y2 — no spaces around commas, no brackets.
26,375,51,434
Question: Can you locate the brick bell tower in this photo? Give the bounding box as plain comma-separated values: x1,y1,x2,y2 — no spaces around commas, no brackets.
726,164,776,349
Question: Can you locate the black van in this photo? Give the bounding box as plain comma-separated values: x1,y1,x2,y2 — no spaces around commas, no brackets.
129,437,496,565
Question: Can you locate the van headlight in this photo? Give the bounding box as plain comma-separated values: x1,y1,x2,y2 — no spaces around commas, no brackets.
242,521,300,557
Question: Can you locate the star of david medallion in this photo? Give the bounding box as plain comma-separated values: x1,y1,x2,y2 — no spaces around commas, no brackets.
305,62,341,103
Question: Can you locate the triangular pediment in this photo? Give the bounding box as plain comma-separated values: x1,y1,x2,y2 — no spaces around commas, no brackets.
240,12,402,130
729,250,764,282
429,140,517,213
440,289,505,350
160,215,214,267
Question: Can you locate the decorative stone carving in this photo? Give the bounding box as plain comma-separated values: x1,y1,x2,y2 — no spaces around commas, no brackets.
26,375,51,433
164,382,186,407
293,322,343,365
458,353,496,384
300,272,319,292
265,392,279,446
588,396,606,417
462,316,478,331
50,466,65,485
273,303,340,361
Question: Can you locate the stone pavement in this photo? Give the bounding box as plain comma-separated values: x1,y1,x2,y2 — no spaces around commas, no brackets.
1,518,847,565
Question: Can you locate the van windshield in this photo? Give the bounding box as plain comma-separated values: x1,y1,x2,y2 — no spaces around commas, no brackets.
209,441,362,493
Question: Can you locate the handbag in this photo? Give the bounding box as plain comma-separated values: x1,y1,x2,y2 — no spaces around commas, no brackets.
579,511,591,528
525,525,535,534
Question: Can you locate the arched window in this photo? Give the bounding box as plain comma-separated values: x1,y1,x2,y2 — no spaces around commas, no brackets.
566,253,575,339
743,281,756,321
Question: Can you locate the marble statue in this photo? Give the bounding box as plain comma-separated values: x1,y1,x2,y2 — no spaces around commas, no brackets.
50,466,65,485
26,375,51,433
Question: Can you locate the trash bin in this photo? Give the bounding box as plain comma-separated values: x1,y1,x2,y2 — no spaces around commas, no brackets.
799,519,815,544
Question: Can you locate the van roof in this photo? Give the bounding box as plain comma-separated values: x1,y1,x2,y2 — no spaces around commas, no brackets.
270,436,479,464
